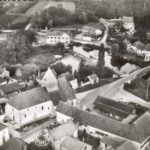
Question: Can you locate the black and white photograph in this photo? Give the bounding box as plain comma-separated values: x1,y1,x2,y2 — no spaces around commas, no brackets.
0,0,150,150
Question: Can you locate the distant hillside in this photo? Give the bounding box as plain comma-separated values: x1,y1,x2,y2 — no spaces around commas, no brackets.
26,1,75,16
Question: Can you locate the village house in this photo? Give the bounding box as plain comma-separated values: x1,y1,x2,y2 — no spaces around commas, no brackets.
40,67,59,93
93,96,135,120
49,121,78,150
82,26,102,36
0,137,27,150
5,87,55,128
45,31,70,45
125,40,150,62
56,102,150,150
0,123,9,146
70,73,99,90
0,83,25,95
100,135,125,150
122,16,135,33
61,136,92,150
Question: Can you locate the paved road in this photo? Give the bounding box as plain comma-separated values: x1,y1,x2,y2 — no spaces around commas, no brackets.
79,66,150,108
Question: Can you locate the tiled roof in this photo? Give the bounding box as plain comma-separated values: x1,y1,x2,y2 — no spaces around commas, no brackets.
116,141,140,150
94,96,135,118
0,138,27,150
82,26,99,32
61,136,91,150
101,136,124,149
0,83,24,94
134,112,150,143
46,30,67,36
8,87,50,110
56,102,139,142
49,121,77,141
122,16,134,23
58,77,76,102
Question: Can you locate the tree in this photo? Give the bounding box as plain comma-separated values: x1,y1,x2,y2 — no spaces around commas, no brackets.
97,44,105,69
111,43,120,57
55,43,65,56
0,30,32,65
52,62,72,76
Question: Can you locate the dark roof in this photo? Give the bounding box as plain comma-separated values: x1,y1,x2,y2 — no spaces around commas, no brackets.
116,141,139,150
56,102,139,142
59,72,74,81
58,77,76,102
0,123,7,131
101,136,124,148
0,138,27,150
94,96,135,118
8,87,50,110
0,83,25,94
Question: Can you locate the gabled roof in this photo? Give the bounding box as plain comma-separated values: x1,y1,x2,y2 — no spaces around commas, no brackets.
8,87,50,110
0,123,7,131
49,121,77,141
58,77,76,102
56,102,139,142
61,136,91,150
0,83,24,94
134,112,150,143
82,25,100,32
46,30,68,37
0,138,27,150
41,67,58,84
122,16,134,23
40,67,58,92
101,136,124,149
94,96,135,118
116,141,140,150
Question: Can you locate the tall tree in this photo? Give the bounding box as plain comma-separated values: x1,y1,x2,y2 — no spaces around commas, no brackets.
97,44,105,69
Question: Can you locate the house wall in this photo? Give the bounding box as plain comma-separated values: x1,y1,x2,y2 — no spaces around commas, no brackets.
5,101,55,127
56,112,72,124
45,34,70,45
70,79,78,90
123,23,135,32
0,127,9,146
82,36,92,41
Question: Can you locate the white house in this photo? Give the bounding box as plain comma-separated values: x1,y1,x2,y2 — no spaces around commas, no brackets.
45,31,70,45
40,67,59,93
5,87,55,128
82,26,102,36
49,121,78,150
122,16,135,33
0,123,9,146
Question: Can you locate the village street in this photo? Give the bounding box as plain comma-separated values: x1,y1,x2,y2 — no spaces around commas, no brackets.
77,66,150,109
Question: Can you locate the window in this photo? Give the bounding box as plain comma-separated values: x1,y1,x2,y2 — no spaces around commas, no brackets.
42,106,44,110
48,107,49,110
24,114,26,118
